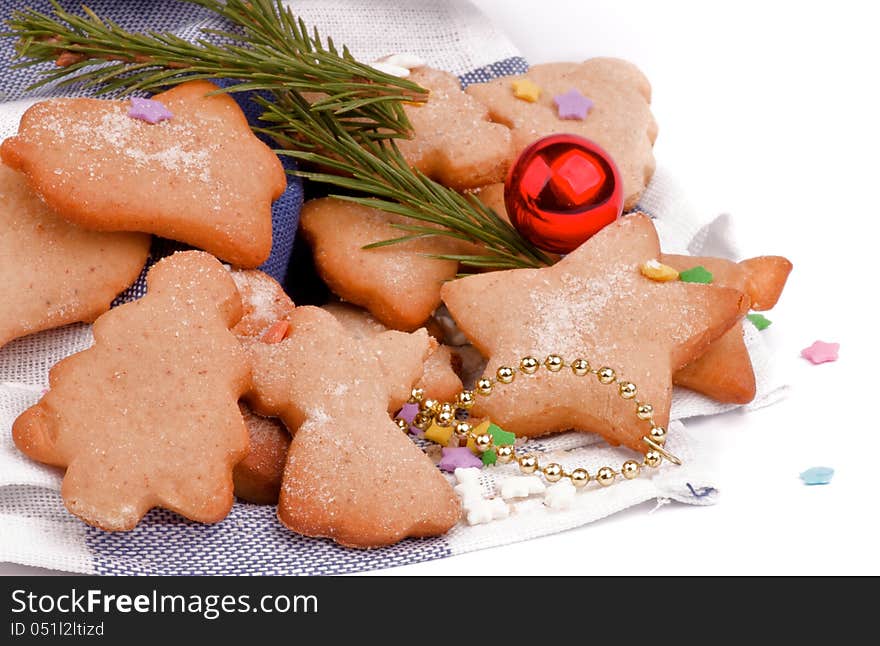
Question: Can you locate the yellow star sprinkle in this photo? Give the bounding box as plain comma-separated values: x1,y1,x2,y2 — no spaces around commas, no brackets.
640,259,680,282
424,420,455,447
511,79,542,102
466,420,492,454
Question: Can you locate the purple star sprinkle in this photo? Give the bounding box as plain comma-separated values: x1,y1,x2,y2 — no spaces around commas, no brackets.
553,88,593,120
396,402,419,424
128,97,174,124
438,447,483,473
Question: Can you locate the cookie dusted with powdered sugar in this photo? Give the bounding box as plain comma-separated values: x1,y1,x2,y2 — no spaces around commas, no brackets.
1,80,286,267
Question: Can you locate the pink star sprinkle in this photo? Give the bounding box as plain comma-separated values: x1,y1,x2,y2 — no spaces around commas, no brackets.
801,340,839,365
128,97,174,124
438,447,483,472
553,88,594,120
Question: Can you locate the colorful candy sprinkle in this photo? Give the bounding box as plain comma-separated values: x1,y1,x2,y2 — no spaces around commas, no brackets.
512,79,542,103
800,466,834,485
544,479,576,510
424,420,455,446
678,265,714,284
640,259,680,282
553,88,594,120
801,340,839,365
128,97,174,124
747,313,772,331
438,447,483,472
466,421,515,455
499,475,546,500
395,402,419,425
465,497,509,526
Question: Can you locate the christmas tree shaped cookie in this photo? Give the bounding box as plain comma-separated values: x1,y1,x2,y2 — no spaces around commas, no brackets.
1,80,286,267
13,251,251,530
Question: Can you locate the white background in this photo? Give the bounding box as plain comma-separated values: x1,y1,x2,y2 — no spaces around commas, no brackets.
4,0,878,576
379,0,879,575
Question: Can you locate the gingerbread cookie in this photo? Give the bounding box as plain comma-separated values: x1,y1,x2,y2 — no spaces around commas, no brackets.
0,163,150,349
398,67,514,190
12,251,251,530
441,214,748,452
228,269,294,504
246,306,460,547
665,254,792,403
1,80,286,267
467,59,657,210
230,269,295,338
300,197,473,330
233,404,290,505
323,302,463,402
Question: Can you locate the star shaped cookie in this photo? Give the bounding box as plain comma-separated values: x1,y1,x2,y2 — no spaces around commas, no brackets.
399,67,514,190
246,306,460,547
467,59,658,210
1,80,286,267
440,214,748,452
0,163,150,349
300,197,475,330
13,251,251,530
665,254,792,403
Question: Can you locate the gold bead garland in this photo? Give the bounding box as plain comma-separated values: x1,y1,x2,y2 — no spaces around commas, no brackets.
408,354,682,491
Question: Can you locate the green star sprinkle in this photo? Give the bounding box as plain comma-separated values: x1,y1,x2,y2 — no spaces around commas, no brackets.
678,266,714,284
482,449,497,466
488,423,515,446
747,313,772,331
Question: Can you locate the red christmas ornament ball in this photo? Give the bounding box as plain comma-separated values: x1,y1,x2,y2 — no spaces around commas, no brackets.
504,134,624,254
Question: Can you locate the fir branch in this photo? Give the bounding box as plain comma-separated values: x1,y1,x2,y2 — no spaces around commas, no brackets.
4,0,553,270
4,0,423,140
258,92,554,269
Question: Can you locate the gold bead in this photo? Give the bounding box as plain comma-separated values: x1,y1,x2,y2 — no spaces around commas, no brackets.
644,450,662,468
649,426,667,445
409,387,425,403
622,460,640,479
412,411,433,430
543,463,563,483
456,390,475,409
477,378,493,395
454,421,472,439
496,366,515,384
619,381,637,399
571,358,590,376
570,468,590,488
395,418,409,432
518,454,538,474
496,445,515,463
597,367,616,384
438,402,455,416
422,398,439,414
636,403,654,420
520,356,539,374
596,466,616,486
544,355,564,372
436,410,454,427
474,433,494,452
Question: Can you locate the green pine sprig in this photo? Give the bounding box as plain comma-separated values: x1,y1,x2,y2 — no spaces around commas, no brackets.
5,0,423,141
3,0,552,269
